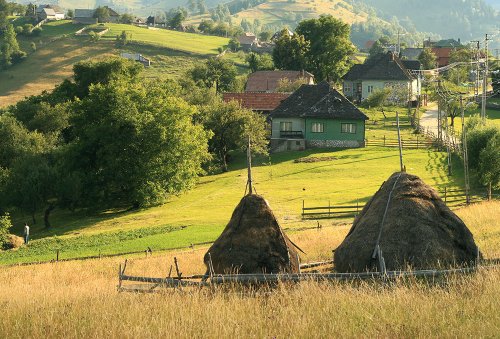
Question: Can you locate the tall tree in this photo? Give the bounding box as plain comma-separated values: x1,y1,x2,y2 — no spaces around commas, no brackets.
93,6,110,23
0,23,24,68
296,15,355,82
199,100,268,172
188,58,237,93
418,47,437,70
272,29,309,71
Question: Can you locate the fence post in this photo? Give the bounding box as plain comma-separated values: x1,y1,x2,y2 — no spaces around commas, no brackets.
444,187,447,203
417,135,419,149
356,202,359,214
383,135,386,147
328,200,331,218
302,200,305,219
56,249,59,262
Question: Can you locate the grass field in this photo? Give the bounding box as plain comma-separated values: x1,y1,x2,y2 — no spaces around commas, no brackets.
0,21,247,107
101,24,230,55
1,130,467,265
0,201,498,338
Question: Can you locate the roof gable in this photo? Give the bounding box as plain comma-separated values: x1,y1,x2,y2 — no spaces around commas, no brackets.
271,82,368,120
343,52,414,81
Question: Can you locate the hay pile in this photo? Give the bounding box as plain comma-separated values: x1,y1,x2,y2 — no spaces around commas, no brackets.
334,172,480,272
204,194,300,274
2,234,24,250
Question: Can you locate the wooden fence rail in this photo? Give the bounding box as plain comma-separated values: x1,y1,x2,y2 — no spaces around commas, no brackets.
365,135,434,149
302,187,498,219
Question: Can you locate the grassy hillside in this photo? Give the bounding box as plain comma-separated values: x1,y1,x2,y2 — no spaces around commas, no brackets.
0,201,499,337
231,0,368,26
0,21,243,107
1,106,467,265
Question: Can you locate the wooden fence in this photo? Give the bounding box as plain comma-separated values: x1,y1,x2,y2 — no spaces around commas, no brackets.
365,135,434,149
302,187,498,219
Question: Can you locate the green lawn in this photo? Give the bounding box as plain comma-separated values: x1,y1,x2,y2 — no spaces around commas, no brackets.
101,24,230,55
1,143,465,265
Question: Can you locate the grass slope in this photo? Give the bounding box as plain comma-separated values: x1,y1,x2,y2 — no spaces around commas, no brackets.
0,21,243,107
1,108,466,264
0,201,499,337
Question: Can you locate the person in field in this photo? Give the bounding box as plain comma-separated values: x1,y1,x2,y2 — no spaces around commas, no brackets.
23,223,30,245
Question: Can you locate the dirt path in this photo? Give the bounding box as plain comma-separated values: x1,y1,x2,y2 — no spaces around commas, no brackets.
420,104,439,137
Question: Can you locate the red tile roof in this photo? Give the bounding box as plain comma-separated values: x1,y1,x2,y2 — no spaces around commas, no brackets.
222,92,290,111
245,70,314,92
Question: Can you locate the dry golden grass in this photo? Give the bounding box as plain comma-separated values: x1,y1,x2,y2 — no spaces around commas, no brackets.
0,202,499,338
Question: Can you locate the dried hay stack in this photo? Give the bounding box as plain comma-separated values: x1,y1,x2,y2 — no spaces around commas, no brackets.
334,172,480,272
204,194,300,274
2,234,24,250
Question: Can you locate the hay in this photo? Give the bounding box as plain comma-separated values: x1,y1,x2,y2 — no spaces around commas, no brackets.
3,234,24,250
334,172,480,272
204,194,300,274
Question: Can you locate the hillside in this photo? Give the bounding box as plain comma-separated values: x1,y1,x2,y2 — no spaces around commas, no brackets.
0,22,237,107
0,105,472,264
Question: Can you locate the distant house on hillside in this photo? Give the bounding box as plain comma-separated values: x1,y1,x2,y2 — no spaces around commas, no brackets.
269,81,368,152
73,9,98,24
120,53,151,67
271,28,293,42
73,6,120,24
238,32,258,51
424,38,462,67
37,5,65,20
245,70,314,93
222,92,290,114
401,48,423,61
342,52,421,103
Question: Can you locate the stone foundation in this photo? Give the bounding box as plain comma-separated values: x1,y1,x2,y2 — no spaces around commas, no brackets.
306,139,365,148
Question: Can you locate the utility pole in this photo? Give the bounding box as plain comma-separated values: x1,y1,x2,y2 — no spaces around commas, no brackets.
396,29,406,55
460,96,470,204
471,40,480,100
481,34,490,121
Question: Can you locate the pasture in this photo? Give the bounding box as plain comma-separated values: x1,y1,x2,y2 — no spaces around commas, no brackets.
0,201,499,338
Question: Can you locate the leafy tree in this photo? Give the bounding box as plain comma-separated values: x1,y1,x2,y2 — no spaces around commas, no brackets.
272,29,309,71
296,15,355,82
0,23,25,68
362,88,391,108
167,9,186,29
275,77,309,93
228,37,240,51
199,100,268,171
259,30,272,42
197,0,208,15
116,30,129,47
246,52,274,72
368,36,391,58
478,132,500,197
418,47,437,70
188,58,237,93
93,6,110,23
0,212,12,249
120,13,134,24
64,81,211,208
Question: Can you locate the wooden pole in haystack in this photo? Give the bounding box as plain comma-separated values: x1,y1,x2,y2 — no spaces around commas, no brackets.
396,111,404,172
246,136,253,195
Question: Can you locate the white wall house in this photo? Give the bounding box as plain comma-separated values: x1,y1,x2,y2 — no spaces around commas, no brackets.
342,52,421,104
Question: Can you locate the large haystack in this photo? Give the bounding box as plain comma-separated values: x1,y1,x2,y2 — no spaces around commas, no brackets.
204,194,300,274
334,172,480,272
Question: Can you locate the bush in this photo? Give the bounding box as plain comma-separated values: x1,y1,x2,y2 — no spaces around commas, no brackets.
11,50,27,64
362,88,391,108
0,213,13,250
14,26,23,34
30,42,36,52
23,24,33,35
31,27,42,36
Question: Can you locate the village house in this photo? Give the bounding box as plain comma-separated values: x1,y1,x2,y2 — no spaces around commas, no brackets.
401,47,423,61
269,81,368,152
238,32,259,51
36,5,65,20
342,52,421,103
245,70,314,93
222,92,290,114
424,38,462,67
73,9,98,24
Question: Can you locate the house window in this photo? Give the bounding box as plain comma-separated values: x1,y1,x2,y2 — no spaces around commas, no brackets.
311,122,324,133
280,121,292,131
344,84,351,93
341,123,357,134
367,85,374,93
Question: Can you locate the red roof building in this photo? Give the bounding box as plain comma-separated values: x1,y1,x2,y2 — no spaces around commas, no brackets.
245,70,314,92
222,92,290,113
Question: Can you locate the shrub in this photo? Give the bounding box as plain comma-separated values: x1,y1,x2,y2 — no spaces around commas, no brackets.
23,24,33,35
14,26,23,34
30,42,36,52
0,213,13,249
31,27,42,36
362,88,391,108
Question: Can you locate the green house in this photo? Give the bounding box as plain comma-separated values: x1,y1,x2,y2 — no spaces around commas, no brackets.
269,81,368,152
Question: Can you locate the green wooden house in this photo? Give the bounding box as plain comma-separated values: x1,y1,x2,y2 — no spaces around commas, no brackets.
269,82,368,152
